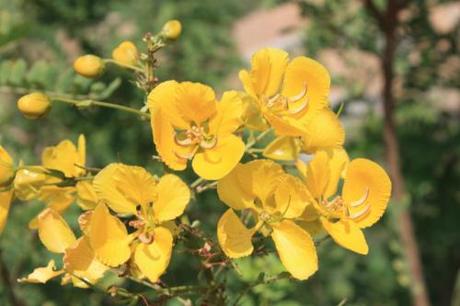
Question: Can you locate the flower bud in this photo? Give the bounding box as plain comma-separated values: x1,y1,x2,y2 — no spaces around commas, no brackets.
112,41,139,66
73,55,104,78
17,92,51,119
0,147,14,186
162,20,182,40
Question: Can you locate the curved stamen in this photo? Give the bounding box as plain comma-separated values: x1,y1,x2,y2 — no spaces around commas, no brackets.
349,204,371,220
349,189,370,207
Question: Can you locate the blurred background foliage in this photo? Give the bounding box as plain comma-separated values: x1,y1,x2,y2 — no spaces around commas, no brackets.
0,0,459,305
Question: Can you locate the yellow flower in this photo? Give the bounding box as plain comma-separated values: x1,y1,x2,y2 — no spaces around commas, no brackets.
20,208,109,287
148,81,245,180
239,48,330,136
0,146,14,186
73,55,104,78
298,150,392,254
263,108,345,161
17,92,51,119
216,159,318,280
112,41,139,66
91,163,190,282
41,134,86,178
162,19,182,40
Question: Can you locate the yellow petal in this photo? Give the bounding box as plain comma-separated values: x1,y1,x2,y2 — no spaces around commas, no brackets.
209,91,244,137
343,158,392,228
217,209,254,258
321,217,368,255
175,82,217,124
0,146,14,185
76,181,98,210
302,109,345,153
148,80,189,129
264,111,309,136
133,226,173,282
304,151,330,199
13,167,47,201
237,159,285,204
271,220,318,280
18,260,64,284
324,148,349,199
243,48,289,98
41,138,81,177
217,164,255,210
263,136,300,161
274,175,312,218
88,203,131,267
0,190,14,234
38,186,75,212
63,236,108,287
192,135,245,180
281,56,330,114
151,103,188,171
38,208,76,253
154,174,190,222
93,163,157,214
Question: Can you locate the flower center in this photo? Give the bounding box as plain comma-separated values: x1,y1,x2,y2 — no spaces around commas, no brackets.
320,189,371,221
264,84,309,116
174,122,217,158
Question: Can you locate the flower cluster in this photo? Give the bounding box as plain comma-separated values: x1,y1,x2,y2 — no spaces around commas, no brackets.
1,19,391,302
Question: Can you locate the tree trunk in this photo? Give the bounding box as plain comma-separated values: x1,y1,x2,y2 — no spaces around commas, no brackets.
379,2,431,306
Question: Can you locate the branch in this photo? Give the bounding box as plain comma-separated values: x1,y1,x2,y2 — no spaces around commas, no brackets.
362,0,386,29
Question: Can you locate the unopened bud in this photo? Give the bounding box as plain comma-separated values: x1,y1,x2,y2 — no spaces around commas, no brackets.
162,20,182,40
17,92,51,119
73,55,104,78
112,41,139,66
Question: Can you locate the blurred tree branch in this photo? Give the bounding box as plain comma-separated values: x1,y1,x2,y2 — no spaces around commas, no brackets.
361,1,431,306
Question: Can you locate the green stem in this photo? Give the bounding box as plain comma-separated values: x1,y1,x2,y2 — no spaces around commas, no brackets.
103,58,144,73
190,177,205,189
245,128,273,151
51,96,150,119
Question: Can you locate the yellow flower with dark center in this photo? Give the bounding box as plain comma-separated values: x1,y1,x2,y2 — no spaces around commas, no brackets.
239,48,330,136
216,159,318,280
91,163,190,282
112,41,139,66
148,81,245,180
297,150,392,254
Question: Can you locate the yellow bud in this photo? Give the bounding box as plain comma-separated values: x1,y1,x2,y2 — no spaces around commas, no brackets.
162,20,182,40
0,146,14,186
112,41,139,66
73,55,104,78
17,92,51,120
